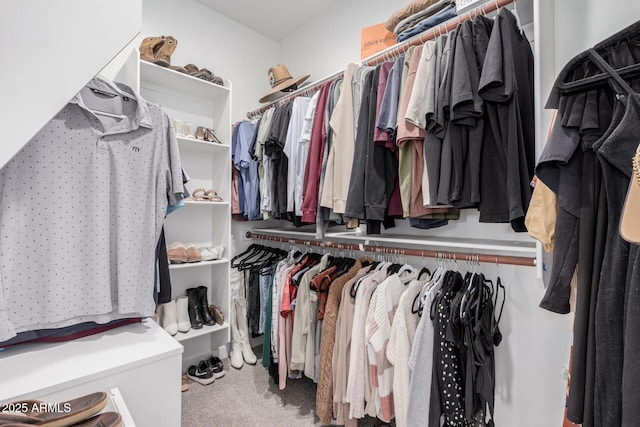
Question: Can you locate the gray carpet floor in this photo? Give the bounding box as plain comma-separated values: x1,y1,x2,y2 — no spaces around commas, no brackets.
181,347,382,427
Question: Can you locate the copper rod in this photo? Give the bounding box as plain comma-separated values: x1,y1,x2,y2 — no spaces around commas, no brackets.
247,0,513,119
245,231,536,267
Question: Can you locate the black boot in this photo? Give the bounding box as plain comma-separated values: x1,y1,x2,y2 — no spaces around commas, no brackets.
198,286,216,326
186,288,204,329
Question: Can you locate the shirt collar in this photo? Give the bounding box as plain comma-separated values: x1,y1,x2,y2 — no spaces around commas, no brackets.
70,75,153,133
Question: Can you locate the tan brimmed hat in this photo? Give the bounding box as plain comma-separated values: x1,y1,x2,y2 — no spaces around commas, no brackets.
259,64,310,103
621,144,640,244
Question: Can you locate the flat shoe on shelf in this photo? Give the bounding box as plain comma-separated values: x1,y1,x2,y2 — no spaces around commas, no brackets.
1,392,108,427
185,188,207,201
205,190,223,202
68,412,122,427
184,243,203,263
167,241,188,264
208,304,225,325
199,245,224,261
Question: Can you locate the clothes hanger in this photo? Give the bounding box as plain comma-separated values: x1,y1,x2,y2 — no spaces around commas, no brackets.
555,20,640,94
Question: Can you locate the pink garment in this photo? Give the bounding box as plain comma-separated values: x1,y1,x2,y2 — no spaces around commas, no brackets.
396,45,425,144
374,62,395,146
301,82,332,223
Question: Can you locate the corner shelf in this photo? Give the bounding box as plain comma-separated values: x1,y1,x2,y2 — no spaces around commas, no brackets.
139,60,229,100
183,201,230,207
174,322,229,343
169,259,228,270
177,136,230,153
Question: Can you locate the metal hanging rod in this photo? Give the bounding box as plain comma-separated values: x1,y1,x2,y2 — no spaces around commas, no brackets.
245,230,536,267
246,0,514,119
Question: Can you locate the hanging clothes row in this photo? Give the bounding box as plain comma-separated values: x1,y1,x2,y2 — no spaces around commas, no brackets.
233,242,505,427
233,7,535,235
525,20,640,427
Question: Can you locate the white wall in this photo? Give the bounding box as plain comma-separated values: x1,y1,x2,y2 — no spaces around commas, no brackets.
141,0,280,122
0,0,142,171
279,0,407,81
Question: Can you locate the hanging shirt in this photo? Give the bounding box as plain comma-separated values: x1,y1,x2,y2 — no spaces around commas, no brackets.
0,76,183,340
284,97,312,214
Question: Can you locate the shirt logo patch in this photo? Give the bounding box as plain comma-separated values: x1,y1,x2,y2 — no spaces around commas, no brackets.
132,146,140,152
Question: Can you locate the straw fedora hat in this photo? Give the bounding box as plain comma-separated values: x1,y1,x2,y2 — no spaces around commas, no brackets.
259,64,310,103
621,144,640,244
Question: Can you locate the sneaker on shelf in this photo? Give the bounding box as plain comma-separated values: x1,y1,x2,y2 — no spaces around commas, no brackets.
187,361,215,385
207,356,225,379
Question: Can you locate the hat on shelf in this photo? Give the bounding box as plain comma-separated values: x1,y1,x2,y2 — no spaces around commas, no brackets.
621,144,640,244
259,64,310,103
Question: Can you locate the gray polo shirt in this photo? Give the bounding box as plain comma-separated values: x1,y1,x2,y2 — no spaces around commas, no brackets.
0,76,183,342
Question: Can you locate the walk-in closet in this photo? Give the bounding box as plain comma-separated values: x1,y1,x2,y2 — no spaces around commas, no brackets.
1,0,639,426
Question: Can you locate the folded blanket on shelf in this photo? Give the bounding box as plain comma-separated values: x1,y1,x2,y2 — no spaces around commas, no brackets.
396,4,458,42
394,0,456,35
385,0,441,32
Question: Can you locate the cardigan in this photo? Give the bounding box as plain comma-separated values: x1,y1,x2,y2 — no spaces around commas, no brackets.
315,259,371,425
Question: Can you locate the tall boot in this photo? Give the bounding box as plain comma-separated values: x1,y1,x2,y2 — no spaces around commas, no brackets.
198,286,216,326
159,300,178,336
138,36,164,62
235,297,257,365
186,288,203,329
153,36,177,67
230,297,244,369
175,296,191,333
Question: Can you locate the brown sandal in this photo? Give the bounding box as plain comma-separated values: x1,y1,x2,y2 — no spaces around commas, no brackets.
185,188,207,201
195,126,206,141
205,190,223,202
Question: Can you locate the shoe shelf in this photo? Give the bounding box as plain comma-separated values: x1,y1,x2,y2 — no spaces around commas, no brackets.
140,58,232,371
169,259,229,270
177,136,229,152
174,321,229,343
140,60,229,100
183,200,230,207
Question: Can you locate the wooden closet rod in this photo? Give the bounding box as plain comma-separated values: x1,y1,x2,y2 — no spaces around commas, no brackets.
247,0,514,119
245,231,536,267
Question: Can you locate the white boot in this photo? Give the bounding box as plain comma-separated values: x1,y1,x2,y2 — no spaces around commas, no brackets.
175,296,191,333
230,297,244,369
160,300,178,336
235,297,257,365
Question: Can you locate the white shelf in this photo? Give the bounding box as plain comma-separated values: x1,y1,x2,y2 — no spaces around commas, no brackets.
174,322,229,343
183,200,229,207
169,259,228,270
139,60,229,100
177,136,229,152
0,320,182,402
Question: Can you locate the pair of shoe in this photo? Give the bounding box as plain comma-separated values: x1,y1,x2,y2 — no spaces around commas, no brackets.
185,188,224,202
186,286,217,329
183,64,225,86
200,245,225,261
167,241,202,263
139,35,178,68
186,355,225,385
0,392,121,427
195,126,222,144
157,296,190,335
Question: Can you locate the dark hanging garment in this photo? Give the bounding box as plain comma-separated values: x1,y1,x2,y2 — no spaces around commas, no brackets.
546,29,640,425
478,8,535,231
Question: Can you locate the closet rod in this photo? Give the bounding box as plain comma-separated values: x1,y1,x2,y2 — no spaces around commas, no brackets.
246,0,514,119
245,231,536,267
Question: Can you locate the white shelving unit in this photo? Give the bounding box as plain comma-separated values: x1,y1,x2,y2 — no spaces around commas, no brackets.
0,320,182,426
139,60,232,371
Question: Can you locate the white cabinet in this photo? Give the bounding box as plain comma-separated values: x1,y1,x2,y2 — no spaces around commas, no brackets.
139,61,232,370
